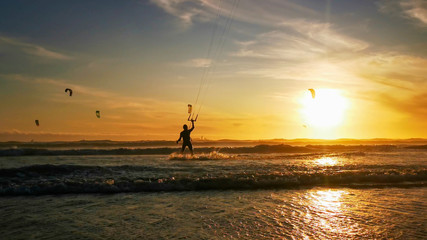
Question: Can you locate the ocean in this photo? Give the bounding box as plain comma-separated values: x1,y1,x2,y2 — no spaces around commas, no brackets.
0,141,426,239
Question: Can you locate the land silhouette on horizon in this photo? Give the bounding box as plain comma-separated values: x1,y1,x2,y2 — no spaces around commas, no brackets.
2,138,427,148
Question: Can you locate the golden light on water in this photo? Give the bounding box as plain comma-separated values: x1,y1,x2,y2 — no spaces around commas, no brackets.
307,189,350,236
300,89,348,128
315,157,338,166
311,190,345,210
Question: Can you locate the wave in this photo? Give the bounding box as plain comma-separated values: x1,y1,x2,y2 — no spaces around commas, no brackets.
1,164,425,196
168,151,236,160
2,139,427,149
0,145,313,156
0,147,178,156
405,145,427,149
0,144,417,157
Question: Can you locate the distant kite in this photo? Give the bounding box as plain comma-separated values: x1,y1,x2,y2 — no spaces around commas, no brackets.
96,110,101,118
35,120,40,126
308,89,315,99
65,88,73,96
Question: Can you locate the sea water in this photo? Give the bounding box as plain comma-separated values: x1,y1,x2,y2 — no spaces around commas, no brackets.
0,145,426,239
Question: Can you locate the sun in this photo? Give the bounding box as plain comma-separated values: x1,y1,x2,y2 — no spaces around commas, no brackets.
300,89,348,128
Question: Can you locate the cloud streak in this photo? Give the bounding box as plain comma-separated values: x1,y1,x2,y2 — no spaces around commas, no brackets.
234,20,368,60
377,92,427,119
150,0,320,26
378,0,427,27
181,58,212,67
401,0,427,26
149,0,216,24
351,53,427,91
0,36,73,60
229,18,370,86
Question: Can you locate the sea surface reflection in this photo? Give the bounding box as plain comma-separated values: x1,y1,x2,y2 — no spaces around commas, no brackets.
266,188,410,239
2,188,424,239
315,157,338,166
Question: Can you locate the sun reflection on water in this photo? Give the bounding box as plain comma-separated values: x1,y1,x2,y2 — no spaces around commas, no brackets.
311,189,345,211
306,189,351,236
315,157,338,166
271,188,408,239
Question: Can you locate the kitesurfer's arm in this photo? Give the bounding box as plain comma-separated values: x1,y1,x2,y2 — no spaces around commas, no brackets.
176,132,182,144
189,120,195,132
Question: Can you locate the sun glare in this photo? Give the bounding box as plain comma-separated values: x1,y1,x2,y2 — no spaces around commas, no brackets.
315,157,337,166
300,89,348,128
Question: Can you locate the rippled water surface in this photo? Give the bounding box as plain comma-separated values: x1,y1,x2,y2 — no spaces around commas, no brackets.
1,188,426,239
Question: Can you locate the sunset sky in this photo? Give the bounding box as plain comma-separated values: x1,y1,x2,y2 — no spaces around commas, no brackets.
1,0,427,141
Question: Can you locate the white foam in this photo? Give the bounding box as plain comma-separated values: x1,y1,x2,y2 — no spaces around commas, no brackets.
168,151,235,160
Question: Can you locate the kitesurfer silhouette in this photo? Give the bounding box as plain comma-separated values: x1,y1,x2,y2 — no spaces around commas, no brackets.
176,119,195,155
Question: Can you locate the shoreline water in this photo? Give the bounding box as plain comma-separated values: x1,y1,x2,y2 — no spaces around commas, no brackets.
1,188,426,239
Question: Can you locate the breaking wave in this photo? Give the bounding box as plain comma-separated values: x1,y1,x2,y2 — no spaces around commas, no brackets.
168,151,236,160
0,144,418,157
1,164,425,196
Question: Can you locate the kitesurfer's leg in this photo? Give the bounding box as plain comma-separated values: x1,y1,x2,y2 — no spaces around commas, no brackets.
188,142,193,155
181,143,186,153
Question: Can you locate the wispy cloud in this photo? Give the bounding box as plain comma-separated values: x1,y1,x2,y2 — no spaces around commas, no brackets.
0,36,73,60
181,58,212,67
234,20,368,61
376,92,427,118
27,46,72,60
378,0,427,27
230,18,369,85
150,0,320,26
351,53,427,91
401,0,427,26
280,19,369,52
149,0,215,24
